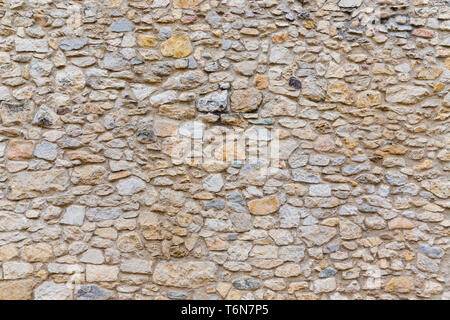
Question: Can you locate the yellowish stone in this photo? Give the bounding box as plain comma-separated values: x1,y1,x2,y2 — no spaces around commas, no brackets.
161,34,193,58
385,276,414,293
433,82,445,92
416,67,443,80
137,35,158,48
173,0,204,8
248,195,280,215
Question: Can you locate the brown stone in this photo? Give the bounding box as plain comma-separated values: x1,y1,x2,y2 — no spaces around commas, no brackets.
0,280,35,300
230,88,263,112
388,217,415,230
21,243,53,262
7,140,34,160
253,75,268,90
385,276,415,293
248,195,280,215
137,35,158,48
173,0,204,8
412,29,434,38
357,91,382,108
153,261,217,288
161,34,193,58
326,81,354,105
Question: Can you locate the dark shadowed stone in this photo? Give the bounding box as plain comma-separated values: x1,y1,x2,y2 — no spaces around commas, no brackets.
289,77,302,89
232,277,261,290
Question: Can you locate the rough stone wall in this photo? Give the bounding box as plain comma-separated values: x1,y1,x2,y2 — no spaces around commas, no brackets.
0,0,449,300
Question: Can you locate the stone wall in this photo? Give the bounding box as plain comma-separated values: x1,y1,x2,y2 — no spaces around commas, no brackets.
0,0,449,300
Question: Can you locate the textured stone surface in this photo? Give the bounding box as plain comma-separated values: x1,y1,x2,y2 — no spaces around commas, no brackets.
153,262,217,288
0,0,447,302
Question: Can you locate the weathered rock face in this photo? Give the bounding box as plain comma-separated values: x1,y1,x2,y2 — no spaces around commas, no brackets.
0,0,448,302
153,261,217,288
7,169,69,200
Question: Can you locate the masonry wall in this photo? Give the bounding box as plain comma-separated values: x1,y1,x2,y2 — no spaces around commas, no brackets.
0,0,449,300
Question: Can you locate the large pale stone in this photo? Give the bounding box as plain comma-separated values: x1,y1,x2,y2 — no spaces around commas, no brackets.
248,195,280,215
174,0,204,8
339,220,362,240
34,281,73,300
231,88,263,112
326,81,354,105
117,232,143,252
0,212,28,231
357,91,382,108
55,66,86,94
203,174,224,192
386,86,429,104
138,211,161,240
299,226,337,246
153,261,217,288
116,176,146,195
313,278,337,293
21,243,52,262
7,169,69,200
0,101,34,126
0,280,35,300
60,205,86,226
120,258,153,274
86,207,122,222
161,34,193,58
71,165,107,185
3,262,33,279
86,265,119,282
15,38,48,53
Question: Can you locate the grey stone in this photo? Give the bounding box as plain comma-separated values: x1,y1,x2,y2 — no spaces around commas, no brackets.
110,20,134,32
419,246,444,259
279,204,301,228
204,199,226,210
34,281,73,300
60,38,89,51
34,141,57,161
309,184,331,197
385,171,408,186
203,174,224,192
168,291,187,299
76,285,113,300
342,163,371,176
103,53,130,71
292,168,320,183
116,176,146,195
15,39,48,53
60,205,86,226
86,207,122,221
338,0,362,8
299,225,337,246
319,268,337,278
196,90,228,113
232,277,261,290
